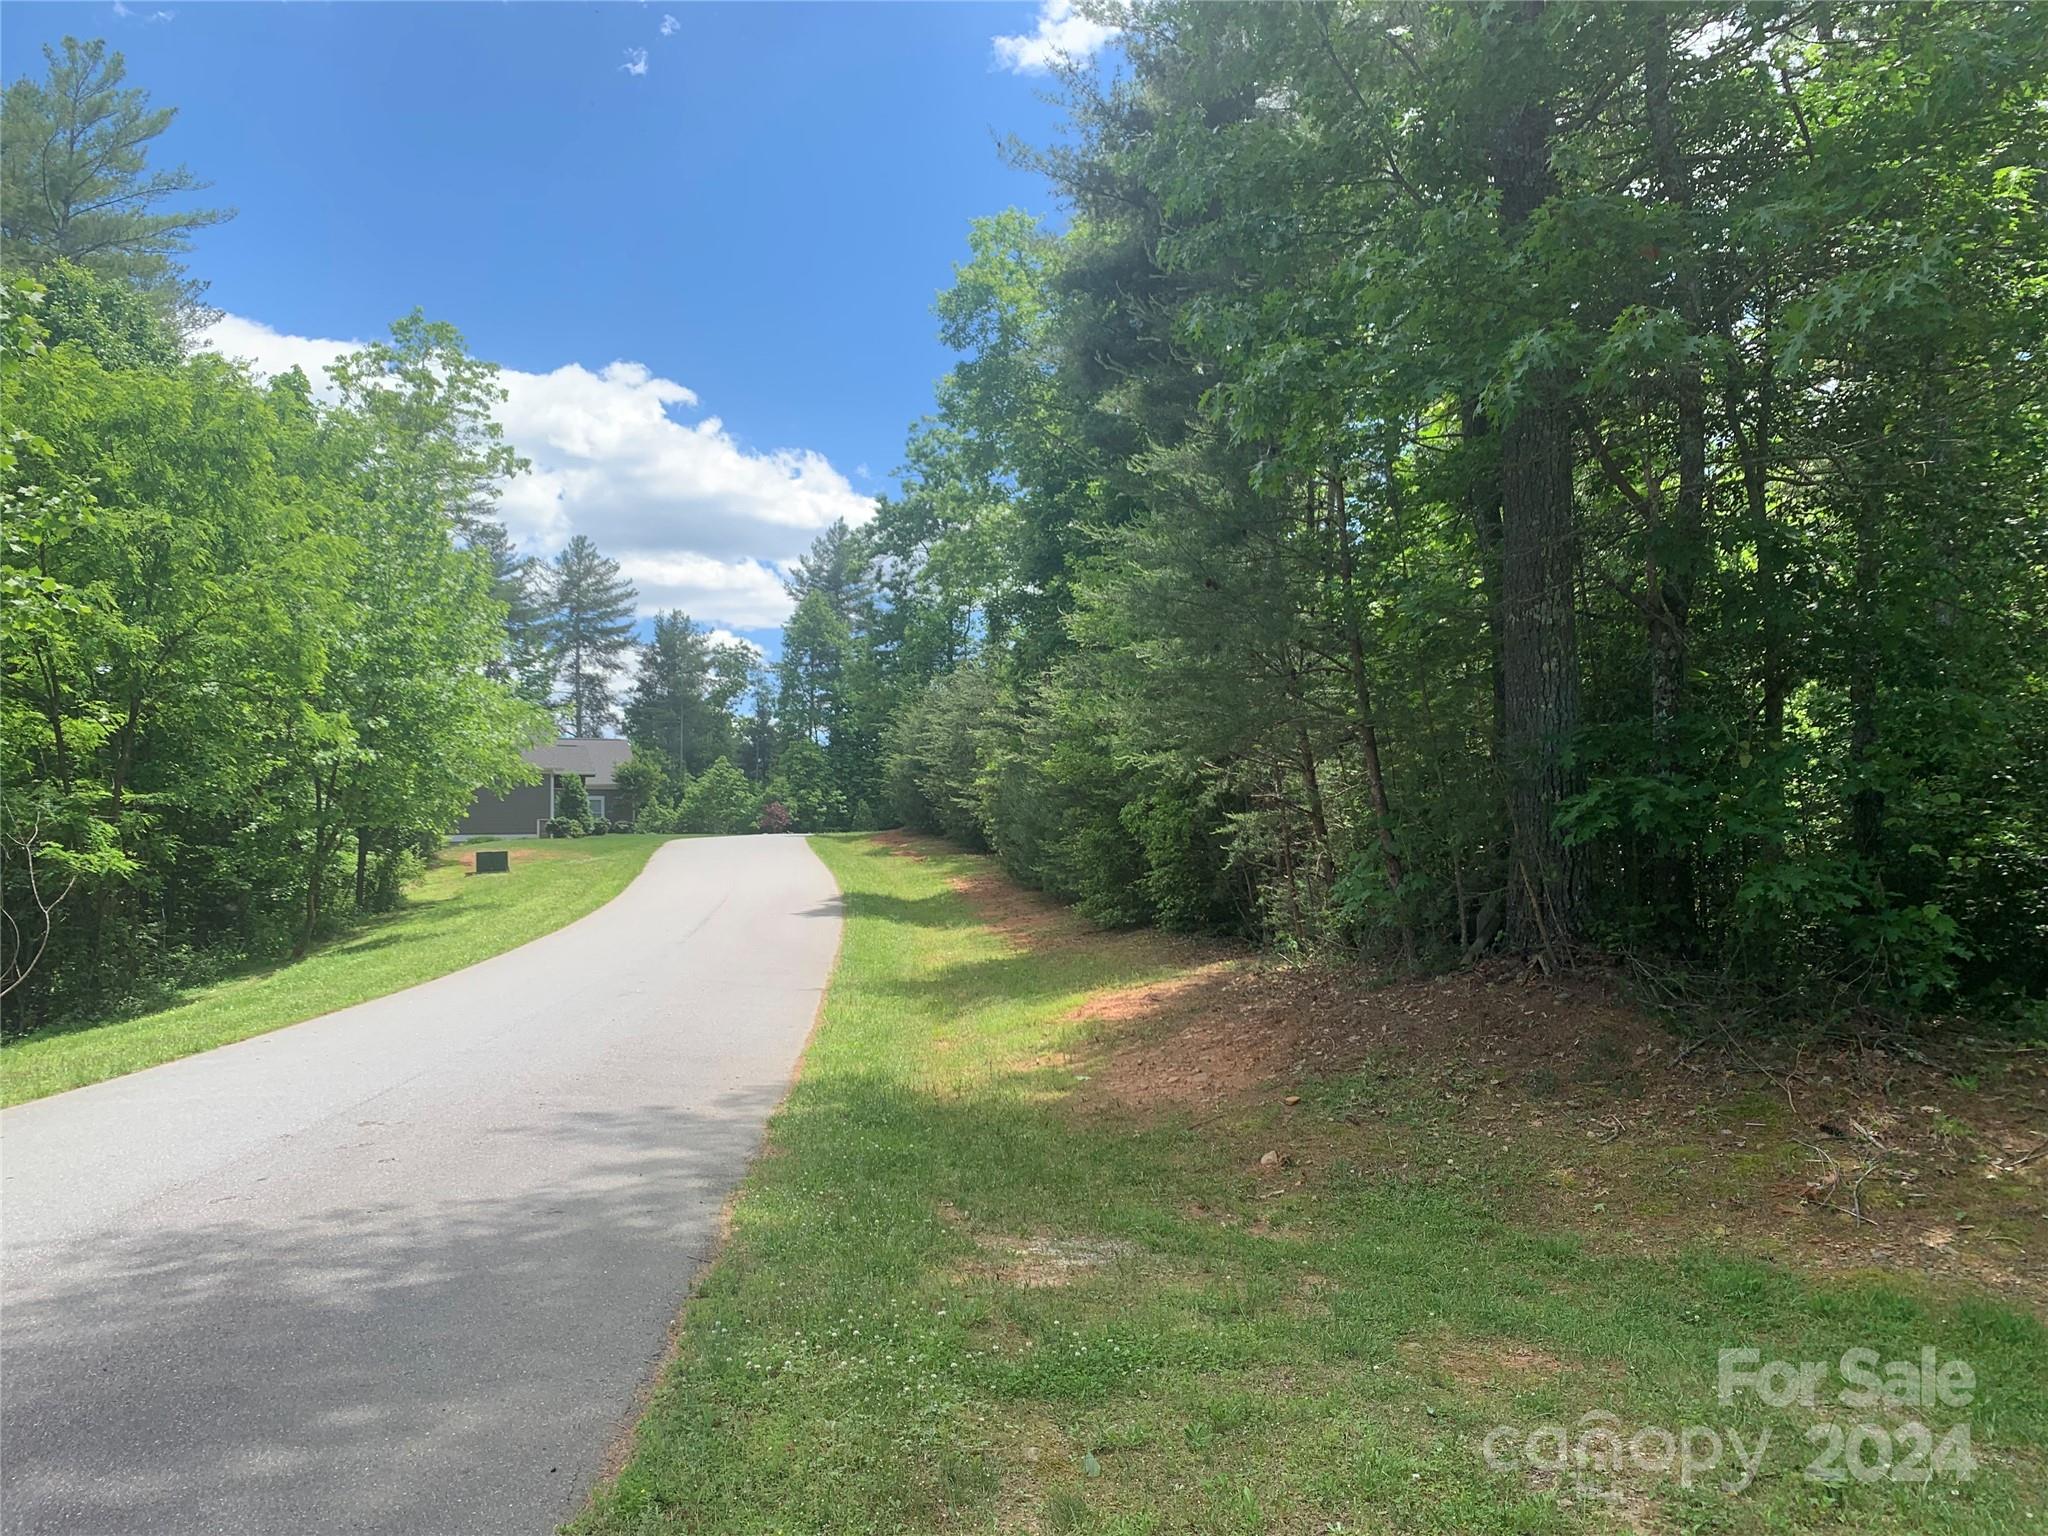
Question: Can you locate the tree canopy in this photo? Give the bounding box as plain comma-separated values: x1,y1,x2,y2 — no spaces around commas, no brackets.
761,1,2048,1022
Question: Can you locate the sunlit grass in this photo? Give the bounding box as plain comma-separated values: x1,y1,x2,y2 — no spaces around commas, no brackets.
0,834,669,1107
577,833,2046,1536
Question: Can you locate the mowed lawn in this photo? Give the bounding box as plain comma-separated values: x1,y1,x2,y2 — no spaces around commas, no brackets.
577,834,2046,1536
0,834,669,1107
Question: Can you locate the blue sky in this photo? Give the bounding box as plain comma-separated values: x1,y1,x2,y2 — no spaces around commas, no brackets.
1,1,1120,650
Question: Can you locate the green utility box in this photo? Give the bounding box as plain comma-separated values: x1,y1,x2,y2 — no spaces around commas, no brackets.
474,849,510,875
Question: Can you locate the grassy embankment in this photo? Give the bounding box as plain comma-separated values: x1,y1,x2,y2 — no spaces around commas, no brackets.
0,834,668,1107
579,832,2045,1536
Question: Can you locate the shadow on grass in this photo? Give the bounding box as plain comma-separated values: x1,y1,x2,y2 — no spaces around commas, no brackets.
581,998,2048,1535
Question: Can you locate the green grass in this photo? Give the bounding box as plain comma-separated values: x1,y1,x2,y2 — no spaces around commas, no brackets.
0,834,669,1107
577,834,2047,1536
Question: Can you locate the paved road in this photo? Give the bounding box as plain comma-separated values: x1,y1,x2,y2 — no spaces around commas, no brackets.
1,834,842,1535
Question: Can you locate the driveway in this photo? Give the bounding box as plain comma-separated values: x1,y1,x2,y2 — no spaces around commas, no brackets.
0,833,843,1535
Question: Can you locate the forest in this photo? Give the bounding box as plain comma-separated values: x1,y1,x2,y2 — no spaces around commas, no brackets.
6,5,2046,1034
767,1,2048,1024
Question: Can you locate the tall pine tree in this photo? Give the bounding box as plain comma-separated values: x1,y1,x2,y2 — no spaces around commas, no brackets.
1,37,233,326
546,535,637,737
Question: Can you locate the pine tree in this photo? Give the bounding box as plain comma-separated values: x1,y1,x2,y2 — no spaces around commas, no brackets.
623,611,736,774
469,521,553,703
545,535,637,737
783,518,873,621
776,589,847,747
1,37,232,326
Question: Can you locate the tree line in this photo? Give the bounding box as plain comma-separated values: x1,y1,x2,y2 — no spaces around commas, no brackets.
761,2,2046,1022
0,38,870,1024
0,42,638,1023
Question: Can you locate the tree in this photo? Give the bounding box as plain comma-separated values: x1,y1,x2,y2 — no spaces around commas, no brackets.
469,520,554,702
612,753,671,823
1,37,232,325
546,535,637,736
678,758,758,836
783,518,872,620
316,315,543,932
553,769,592,832
623,611,737,774
325,309,525,538
776,589,846,746
766,740,846,833
782,0,2048,1016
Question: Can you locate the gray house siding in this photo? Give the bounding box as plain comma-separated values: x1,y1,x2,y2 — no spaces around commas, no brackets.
453,756,639,839
455,780,553,838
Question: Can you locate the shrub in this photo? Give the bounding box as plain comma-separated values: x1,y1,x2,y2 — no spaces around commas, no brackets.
543,816,574,839
553,772,592,831
610,819,633,835
613,753,671,813
588,819,609,836
758,800,794,834
679,758,758,835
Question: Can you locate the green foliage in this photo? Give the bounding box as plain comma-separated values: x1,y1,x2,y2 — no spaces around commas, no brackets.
1,36,232,325
552,771,592,832
678,757,759,836
770,2,2048,1019
545,534,637,736
612,752,669,814
1,280,544,1025
27,259,183,370
768,740,847,833
623,611,750,775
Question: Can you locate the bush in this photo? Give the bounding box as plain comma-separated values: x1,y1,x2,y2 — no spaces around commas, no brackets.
613,753,671,813
553,773,592,831
543,816,574,839
636,801,678,835
588,819,609,836
757,800,794,834
610,819,633,834
679,757,759,835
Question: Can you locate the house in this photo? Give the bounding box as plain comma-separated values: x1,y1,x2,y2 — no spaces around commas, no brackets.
455,738,637,837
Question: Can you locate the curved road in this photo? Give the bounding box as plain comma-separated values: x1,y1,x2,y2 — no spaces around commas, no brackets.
1,834,842,1535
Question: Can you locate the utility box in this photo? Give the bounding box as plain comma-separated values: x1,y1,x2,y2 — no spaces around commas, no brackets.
474,849,510,875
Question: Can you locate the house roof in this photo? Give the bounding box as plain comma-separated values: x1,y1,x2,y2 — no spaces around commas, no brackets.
525,738,633,781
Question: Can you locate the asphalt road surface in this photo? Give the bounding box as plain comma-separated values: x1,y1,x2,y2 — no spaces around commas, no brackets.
1,834,843,1535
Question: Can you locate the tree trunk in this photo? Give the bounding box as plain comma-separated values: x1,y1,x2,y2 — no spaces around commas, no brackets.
354,828,372,910
1729,303,1783,743
1461,400,1507,761
1644,7,1703,934
1849,500,1884,874
1331,467,1414,963
1492,0,1584,953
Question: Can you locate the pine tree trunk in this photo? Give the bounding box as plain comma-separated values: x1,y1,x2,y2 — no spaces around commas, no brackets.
1500,399,1583,953
1492,0,1584,953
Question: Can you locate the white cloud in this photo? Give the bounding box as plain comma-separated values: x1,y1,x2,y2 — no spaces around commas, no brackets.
659,14,680,36
201,313,357,393
620,46,649,76
197,314,873,631
705,628,765,657
992,0,1118,74
615,553,792,629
